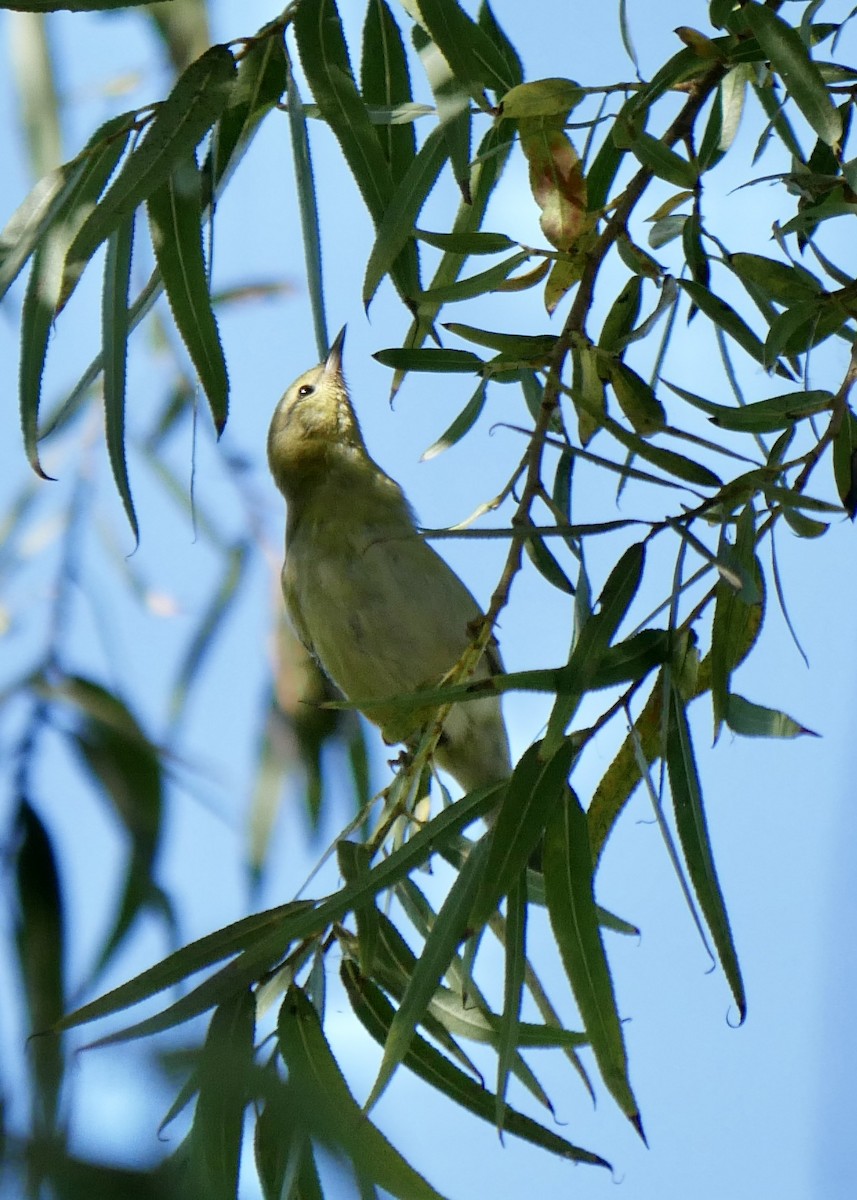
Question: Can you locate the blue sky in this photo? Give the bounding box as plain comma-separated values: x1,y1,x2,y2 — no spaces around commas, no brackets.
1,1,856,1197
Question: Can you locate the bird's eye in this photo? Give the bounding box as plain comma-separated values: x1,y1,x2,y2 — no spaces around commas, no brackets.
297,384,314,399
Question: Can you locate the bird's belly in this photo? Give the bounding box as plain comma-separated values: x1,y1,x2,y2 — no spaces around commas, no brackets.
285,528,479,739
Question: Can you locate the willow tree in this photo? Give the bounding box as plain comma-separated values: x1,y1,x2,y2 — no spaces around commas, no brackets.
2,1,854,1196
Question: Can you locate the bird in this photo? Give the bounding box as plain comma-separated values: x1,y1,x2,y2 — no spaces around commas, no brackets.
267,328,511,797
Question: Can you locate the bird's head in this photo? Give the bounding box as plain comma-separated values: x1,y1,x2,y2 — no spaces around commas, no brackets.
268,327,366,497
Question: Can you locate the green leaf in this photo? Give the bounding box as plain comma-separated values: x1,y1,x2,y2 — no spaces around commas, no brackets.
341,962,609,1168
361,0,416,183
727,251,822,307
187,990,255,1200
354,910,480,1076
422,378,487,459
500,77,583,119
212,30,287,190
412,23,472,203
293,0,419,303
395,121,515,374
710,505,763,739
833,406,857,516
15,799,65,1131
543,787,643,1134
5,1,163,9
544,543,646,753
470,740,575,930
679,279,784,374
54,786,500,1033
609,361,665,436
102,213,138,542
146,155,229,434
630,129,699,188
285,52,328,357
764,298,847,365
477,1,524,90
416,0,516,94
414,228,515,253
278,987,451,1200
416,250,530,304
18,114,133,479
743,2,842,146
587,124,626,213
363,124,449,305
667,687,746,1020
725,693,817,739
496,871,526,1134
338,841,381,977
59,45,237,310
374,346,484,372
599,276,643,352
523,519,576,594
665,378,832,433
603,415,722,489
365,839,489,1111
682,207,710,285
443,322,556,358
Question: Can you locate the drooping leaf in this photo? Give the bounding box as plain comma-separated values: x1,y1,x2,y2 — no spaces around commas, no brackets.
278,987,451,1200
59,45,237,310
414,0,516,95
147,154,229,434
743,1,842,146
186,990,256,1200
667,687,746,1021
102,212,137,541
341,962,609,1168
14,799,65,1132
543,787,643,1135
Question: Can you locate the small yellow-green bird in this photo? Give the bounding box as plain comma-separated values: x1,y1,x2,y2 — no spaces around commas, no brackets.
267,329,511,794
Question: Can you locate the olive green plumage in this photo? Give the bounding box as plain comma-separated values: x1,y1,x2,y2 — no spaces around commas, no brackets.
267,330,510,793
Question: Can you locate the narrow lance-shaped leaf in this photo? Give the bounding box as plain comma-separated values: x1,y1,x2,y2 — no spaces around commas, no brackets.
365,839,490,1112
470,739,575,929
543,542,646,754
15,799,65,1133
53,787,499,1034
609,360,665,436
743,1,842,147
59,44,237,311
212,29,288,193
18,113,134,478
629,129,699,189
277,987,451,1200
543,786,644,1136
395,121,516,380
361,0,416,183
7,2,166,10
679,278,789,375
341,961,610,1168
422,378,487,459
414,0,516,95
147,153,229,434
413,23,472,203
285,52,328,358
187,990,256,1200
102,212,137,542
363,124,449,307
725,693,817,739
496,871,527,1135
293,0,420,300
710,503,763,740
667,687,746,1020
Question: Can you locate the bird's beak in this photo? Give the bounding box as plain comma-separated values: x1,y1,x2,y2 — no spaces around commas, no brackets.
324,327,346,379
